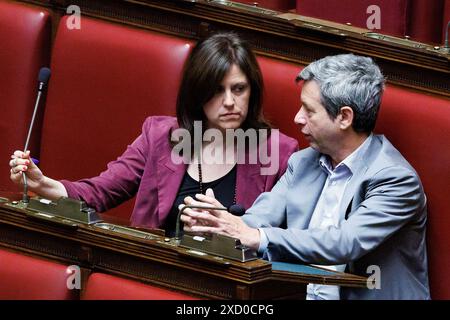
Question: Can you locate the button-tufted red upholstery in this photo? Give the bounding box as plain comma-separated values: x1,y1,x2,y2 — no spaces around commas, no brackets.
0,0,50,191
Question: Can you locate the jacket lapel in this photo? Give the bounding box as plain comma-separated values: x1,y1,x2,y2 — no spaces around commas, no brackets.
339,136,381,221
156,153,186,224
338,166,369,221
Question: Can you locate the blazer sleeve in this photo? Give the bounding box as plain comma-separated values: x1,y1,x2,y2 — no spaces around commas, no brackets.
60,118,153,212
261,165,426,264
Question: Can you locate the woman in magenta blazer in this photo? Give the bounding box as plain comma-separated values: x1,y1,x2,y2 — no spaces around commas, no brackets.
9,32,298,235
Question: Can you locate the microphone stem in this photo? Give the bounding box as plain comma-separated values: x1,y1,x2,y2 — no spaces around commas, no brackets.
22,89,43,204
22,174,29,203
445,21,450,49
24,90,42,152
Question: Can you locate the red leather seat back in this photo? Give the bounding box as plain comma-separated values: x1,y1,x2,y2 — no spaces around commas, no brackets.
296,0,409,37
82,272,198,300
257,56,308,148
0,0,50,191
39,16,192,220
375,86,450,299
408,0,445,44
0,248,77,299
234,0,296,11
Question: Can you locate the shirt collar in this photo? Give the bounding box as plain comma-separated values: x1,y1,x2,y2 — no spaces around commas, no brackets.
319,133,373,175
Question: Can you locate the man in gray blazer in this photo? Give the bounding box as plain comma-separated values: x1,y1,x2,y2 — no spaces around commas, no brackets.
181,54,430,300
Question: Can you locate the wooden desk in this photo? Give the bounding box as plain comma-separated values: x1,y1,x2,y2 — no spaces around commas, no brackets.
0,195,366,299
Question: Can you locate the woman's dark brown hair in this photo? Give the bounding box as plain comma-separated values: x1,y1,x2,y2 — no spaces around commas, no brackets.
176,32,270,137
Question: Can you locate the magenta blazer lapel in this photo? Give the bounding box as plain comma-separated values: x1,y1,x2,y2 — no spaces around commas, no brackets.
156,153,186,226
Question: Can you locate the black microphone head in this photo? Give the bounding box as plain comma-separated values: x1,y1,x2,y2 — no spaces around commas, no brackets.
38,67,51,84
228,204,246,216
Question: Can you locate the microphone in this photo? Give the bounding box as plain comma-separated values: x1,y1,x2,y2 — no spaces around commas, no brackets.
175,203,246,240
228,204,246,216
37,67,51,91
22,67,51,203
444,21,450,52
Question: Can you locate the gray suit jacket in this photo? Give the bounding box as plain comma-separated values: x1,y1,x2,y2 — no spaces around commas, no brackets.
243,135,430,299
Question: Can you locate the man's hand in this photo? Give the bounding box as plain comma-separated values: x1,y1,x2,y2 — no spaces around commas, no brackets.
180,188,261,250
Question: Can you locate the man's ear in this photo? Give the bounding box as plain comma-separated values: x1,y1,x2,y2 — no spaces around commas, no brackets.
338,106,354,130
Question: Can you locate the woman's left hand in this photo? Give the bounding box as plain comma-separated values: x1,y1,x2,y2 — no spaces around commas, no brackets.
180,188,260,250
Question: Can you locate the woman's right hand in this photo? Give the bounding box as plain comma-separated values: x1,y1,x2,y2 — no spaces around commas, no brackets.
9,150,44,190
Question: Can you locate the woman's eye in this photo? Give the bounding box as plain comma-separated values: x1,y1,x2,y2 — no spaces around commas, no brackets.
232,84,247,94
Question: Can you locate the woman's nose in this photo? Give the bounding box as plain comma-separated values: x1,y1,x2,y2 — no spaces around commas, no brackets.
223,90,235,107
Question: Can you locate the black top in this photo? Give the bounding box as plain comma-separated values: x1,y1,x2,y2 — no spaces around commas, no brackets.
163,165,237,237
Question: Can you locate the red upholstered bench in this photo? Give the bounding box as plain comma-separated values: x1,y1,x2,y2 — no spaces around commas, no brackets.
82,273,198,300
375,86,450,300
39,16,193,221
0,248,77,299
0,0,50,191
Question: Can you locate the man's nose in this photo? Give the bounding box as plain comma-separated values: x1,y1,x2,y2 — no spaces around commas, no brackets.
294,108,306,125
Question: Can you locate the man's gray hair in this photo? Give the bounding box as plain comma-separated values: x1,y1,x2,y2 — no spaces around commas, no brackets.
296,54,385,133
